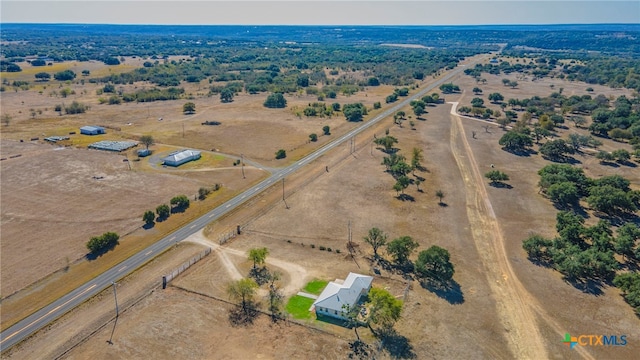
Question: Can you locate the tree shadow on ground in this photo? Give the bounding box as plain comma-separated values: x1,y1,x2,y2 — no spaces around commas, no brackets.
85,243,118,261
348,339,374,360
249,267,271,286
379,329,416,359
142,223,155,230
600,161,620,168
502,147,537,157
489,182,513,189
228,303,259,326
396,194,415,202
620,160,637,168
564,277,605,296
421,279,465,304
170,206,188,214
438,202,448,207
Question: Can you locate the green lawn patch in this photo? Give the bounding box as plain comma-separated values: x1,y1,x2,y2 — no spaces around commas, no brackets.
303,279,328,295
285,295,315,320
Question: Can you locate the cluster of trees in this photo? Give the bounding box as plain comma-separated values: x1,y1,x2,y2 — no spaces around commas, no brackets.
439,83,460,94
226,247,284,323
119,87,185,103
60,101,88,115
342,103,367,122
143,194,191,226
375,135,425,196
86,232,119,255
538,164,639,216
363,227,455,285
466,53,640,92
301,102,335,118
525,163,640,314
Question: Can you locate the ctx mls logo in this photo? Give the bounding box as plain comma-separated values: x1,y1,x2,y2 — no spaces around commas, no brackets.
563,333,627,349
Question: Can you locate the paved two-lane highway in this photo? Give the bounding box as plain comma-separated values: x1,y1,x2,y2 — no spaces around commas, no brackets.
0,57,484,351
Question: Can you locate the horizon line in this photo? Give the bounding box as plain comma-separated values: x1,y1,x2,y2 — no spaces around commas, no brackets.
3,22,639,27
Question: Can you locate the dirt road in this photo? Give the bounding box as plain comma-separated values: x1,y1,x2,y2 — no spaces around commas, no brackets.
185,230,309,296
448,101,598,360
449,102,547,358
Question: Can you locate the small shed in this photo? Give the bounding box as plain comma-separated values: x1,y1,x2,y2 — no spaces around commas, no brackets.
162,149,201,167
80,126,106,135
137,149,152,157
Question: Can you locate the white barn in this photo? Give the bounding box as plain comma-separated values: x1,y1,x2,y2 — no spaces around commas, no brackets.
312,272,373,321
162,149,201,167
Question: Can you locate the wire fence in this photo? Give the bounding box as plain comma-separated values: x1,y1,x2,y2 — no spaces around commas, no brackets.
162,247,211,289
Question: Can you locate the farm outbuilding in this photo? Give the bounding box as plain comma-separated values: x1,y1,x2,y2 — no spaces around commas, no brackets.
80,126,106,135
137,149,152,157
88,140,138,152
312,272,373,321
162,149,201,167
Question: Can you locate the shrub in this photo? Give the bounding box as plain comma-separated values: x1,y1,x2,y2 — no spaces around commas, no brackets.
275,149,286,159
319,245,326,251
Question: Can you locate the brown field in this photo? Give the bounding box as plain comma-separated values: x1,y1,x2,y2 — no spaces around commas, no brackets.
3,57,640,359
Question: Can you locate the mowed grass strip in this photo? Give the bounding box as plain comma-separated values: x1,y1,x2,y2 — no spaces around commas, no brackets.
285,295,315,320
303,279,328,295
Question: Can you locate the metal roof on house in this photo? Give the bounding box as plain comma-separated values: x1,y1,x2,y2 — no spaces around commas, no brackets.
312,273,373,313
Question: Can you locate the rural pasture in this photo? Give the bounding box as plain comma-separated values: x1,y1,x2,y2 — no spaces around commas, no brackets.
2,55,640,359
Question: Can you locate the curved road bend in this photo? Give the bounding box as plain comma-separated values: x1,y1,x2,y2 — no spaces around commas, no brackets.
0,54,488,351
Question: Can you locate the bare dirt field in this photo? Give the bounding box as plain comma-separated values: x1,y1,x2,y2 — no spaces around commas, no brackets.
3,57,640,359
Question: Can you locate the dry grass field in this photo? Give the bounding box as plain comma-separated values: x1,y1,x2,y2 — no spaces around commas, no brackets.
0,59,398,328
3,56,640,359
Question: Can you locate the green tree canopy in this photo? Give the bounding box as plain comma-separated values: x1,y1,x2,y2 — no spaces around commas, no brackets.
183,102,196,114
54,69,76,81
143,210,155,225
227,278,259,313
499,131,533,153
264,93,287,108
366,287,403,333
364,227,388,258
248,247,269,269
386,236,419,264
220,88,234,103
415,245,455,284
484,170,509,185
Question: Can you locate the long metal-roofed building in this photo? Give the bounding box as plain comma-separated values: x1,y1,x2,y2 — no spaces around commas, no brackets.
80,126,106,135
162,149,201,167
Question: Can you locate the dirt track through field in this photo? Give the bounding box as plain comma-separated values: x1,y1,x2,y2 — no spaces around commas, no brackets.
449,102,596,360
449,102,547,358
185,230,308,296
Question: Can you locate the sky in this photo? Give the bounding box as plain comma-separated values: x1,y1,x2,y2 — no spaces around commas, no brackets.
1,1,639,26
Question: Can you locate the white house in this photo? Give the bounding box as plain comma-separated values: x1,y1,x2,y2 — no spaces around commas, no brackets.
312,272,373,321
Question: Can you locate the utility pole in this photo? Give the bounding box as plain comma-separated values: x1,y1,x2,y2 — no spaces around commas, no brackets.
107,281,119,345
112,281,119,317
282,178,289,209
241,154,245,179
